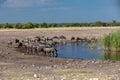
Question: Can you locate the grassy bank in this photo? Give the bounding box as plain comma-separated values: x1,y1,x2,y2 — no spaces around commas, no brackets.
102,30,120,51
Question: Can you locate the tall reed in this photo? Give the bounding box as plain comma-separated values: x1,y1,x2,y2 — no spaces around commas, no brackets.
102,30,120,51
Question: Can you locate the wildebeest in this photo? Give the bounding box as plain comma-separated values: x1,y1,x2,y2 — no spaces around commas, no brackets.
59,35,66,44
14,36,58,57
52,36,60,44
15,39,19,43
59,35,66,40
43,47,58,57
76,37,82,42
71,36,75,41
18,42,23,48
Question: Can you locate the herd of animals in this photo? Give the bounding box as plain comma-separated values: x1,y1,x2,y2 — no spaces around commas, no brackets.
7,35,98,57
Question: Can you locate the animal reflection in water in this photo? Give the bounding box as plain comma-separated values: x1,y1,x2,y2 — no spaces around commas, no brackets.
8,36,98,58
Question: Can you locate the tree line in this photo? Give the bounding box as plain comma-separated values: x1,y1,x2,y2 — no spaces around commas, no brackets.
0,21,120,29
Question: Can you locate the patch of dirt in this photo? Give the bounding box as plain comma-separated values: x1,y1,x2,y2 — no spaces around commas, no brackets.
0,27,120,80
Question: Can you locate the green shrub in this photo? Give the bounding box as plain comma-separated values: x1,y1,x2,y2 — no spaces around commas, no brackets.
102,30,120,51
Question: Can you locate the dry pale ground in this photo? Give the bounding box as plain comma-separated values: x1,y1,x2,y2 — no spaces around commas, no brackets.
0,27,120,80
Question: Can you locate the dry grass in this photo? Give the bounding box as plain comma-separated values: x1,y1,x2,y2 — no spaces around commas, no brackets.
0,62,14,65
0,27,120,32
54,68,93,73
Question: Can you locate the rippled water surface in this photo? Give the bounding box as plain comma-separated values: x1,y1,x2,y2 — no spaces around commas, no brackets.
56,42,120,60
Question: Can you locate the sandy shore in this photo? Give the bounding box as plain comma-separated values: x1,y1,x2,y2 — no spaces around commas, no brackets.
0,27,120,80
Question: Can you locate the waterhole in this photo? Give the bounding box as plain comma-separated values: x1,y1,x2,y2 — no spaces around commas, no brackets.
56,42,120,61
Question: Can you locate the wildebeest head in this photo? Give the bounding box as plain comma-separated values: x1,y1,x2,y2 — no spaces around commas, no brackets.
15,39,19,43
71,36,75,40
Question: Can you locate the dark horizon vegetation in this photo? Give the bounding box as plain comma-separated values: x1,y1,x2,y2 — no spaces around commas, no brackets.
0,21,120,29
